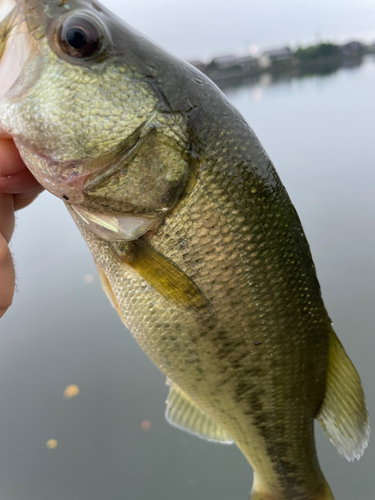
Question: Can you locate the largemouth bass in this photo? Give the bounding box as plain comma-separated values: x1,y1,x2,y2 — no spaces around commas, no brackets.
0,1,369,498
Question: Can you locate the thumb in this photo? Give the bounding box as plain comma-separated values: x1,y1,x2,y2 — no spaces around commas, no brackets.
0,193,15,242
0,193,15,319
0,233,15,319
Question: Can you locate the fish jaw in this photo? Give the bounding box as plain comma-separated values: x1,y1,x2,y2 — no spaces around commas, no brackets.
14,139,94,204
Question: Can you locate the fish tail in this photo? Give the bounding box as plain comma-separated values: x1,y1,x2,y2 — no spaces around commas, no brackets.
249,475,335,500
316,326,369,461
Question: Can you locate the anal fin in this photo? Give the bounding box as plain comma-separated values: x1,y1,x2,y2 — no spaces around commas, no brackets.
165,382,233,444
317,327,370,461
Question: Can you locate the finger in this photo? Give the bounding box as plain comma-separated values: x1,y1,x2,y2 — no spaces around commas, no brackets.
0,138,42,195
14,188,43,211
0,167,42,194
0,139,25,176
0,193,15,243
0,233,15,319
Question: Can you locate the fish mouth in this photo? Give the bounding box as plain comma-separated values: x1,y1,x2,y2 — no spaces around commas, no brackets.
0,0,38,106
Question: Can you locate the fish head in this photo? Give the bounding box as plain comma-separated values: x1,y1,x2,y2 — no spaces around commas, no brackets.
0,0,194,240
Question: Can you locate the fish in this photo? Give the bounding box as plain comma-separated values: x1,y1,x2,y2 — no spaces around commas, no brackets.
0,1,369,498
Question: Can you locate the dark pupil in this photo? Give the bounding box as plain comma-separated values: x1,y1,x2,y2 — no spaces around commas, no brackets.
59,17,100,59
66,27,88,49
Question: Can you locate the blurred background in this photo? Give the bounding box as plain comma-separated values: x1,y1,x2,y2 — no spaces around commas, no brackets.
1,1,375,499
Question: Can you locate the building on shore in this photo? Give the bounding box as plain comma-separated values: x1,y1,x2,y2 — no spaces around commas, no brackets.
258,47,294,69
206,54,258,79
188,39,374,85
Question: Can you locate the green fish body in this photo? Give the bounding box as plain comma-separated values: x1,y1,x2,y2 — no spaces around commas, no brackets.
0,1,369,498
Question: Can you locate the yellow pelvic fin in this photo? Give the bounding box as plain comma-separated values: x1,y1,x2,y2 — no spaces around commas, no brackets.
94,262,128,327
165,382,233,444
317,327,370,462
116,239,210,311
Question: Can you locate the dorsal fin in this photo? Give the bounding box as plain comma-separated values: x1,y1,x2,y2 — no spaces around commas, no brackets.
317,327,370,461
165,382,233,444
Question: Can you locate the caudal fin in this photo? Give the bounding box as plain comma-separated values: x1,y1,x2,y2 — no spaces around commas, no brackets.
317,327,370,461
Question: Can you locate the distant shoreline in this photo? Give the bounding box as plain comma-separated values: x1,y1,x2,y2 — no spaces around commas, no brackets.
189,40,375,88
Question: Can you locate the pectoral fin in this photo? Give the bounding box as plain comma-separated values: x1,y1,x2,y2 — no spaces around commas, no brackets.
116,239,210,311
317,327,370,461
166,382,233,444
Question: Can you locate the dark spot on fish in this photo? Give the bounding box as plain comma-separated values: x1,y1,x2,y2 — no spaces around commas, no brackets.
254,341,262,346
234,380,251,401
243,367,263,378
219,377,232,386
62,195,69,201
233,352,249,363
258,421,268,430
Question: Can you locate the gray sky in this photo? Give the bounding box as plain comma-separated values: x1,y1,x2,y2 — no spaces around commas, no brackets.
103,0,375,61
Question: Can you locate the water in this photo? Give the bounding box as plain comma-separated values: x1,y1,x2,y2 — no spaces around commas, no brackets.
104,0,375,61
1,58,375,500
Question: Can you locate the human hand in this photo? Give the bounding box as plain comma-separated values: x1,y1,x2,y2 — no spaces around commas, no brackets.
0,139,43,319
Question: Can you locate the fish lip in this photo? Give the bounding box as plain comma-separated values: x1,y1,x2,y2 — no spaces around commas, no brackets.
11,138,90,203
0,2,20,60
20,158,90,204
0,0,40,104
0,0,16,22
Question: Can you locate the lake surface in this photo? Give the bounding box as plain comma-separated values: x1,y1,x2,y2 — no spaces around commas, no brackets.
1,57,374,500
105,0,375,61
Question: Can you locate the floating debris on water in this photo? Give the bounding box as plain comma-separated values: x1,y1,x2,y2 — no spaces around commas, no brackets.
84,274,94,284
141,420,151,431
63,384,80,399
46,439,58,449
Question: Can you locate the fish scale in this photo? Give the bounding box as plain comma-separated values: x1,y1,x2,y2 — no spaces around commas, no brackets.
69,129,330,497
0,1,368,498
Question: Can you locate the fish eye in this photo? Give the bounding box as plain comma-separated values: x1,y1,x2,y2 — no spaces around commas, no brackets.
59,17,101,59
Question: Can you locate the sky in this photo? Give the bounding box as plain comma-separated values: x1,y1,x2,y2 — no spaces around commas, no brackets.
102,0,375,61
